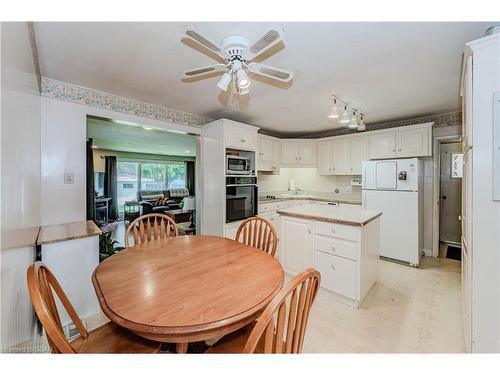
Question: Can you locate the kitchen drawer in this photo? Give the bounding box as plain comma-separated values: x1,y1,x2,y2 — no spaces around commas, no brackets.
315,235,359,260
314,251,357,300
315,221,359,242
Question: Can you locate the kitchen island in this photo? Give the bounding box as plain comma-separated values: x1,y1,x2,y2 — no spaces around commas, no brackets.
278,205,381,308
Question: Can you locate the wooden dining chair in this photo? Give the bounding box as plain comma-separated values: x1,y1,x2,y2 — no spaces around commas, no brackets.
27,262,161,354
205,268,321,354
125,213,179,247
235,216,278,257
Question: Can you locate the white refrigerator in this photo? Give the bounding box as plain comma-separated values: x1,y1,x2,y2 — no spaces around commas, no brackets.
362,158,423,266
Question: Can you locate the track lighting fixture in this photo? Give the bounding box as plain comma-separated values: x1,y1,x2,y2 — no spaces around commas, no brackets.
328,98,340,119
328,94,366,131
339,106,351,124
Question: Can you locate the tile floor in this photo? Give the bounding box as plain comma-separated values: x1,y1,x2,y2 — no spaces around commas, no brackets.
302,256,465,353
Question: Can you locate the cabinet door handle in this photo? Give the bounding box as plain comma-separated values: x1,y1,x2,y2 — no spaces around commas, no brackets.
330,246,336,252
392,149,396,152
330,264,336,271
331,228,336,233
398,149,402,152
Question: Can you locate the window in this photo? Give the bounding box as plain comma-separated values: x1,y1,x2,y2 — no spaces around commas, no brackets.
140,163,167,190
116,159,188,215
117,162,139,215
167,162,187,189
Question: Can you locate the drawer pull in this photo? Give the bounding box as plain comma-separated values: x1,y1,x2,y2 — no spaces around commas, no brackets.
330,264,336,271
331,228,336,234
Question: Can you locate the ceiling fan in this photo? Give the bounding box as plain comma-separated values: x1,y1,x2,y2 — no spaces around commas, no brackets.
182,28,294,96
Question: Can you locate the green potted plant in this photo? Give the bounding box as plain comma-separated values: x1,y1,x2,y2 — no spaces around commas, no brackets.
99,231,125,262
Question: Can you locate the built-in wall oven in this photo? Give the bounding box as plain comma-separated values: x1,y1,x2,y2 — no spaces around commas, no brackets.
226,176,258,223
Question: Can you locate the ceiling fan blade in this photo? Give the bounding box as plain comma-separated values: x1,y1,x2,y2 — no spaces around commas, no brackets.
247,63,294,83
247,29,284,60
184,28,225,58
184,64,228,77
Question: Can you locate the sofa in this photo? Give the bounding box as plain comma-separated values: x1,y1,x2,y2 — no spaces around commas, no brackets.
137,188,190,215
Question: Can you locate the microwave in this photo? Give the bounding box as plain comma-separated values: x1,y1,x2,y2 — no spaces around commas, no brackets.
226,155,252,175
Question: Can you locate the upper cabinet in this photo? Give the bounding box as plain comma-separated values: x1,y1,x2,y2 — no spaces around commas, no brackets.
369,123,432,159
318,137,369,176
333,138,351,175
257,134,281,172
317,141,334,175
350,137,369,174
282,140,317,166
225,121,258,151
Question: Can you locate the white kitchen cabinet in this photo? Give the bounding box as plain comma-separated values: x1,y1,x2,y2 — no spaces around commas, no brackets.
282,141,300,165
396,125,431,157
279,209,380,308
257,134,281,172
369,130,397,159
280,216,313,275
225,122,258,151
317,141,334,175
333,138,351,175
350,137,369,174
299,141,317,165
369,123,432,159
281,140,317,166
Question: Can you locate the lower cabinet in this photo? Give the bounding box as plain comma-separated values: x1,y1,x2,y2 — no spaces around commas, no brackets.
314,251,357,300
279,215,380,308
280,217,313,275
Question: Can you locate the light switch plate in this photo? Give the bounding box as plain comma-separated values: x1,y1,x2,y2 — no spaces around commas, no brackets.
64,173,74,184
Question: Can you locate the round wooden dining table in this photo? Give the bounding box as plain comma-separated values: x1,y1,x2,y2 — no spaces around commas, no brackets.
92,235,284,353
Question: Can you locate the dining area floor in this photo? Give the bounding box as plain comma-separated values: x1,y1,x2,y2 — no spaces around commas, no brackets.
31,254,463,353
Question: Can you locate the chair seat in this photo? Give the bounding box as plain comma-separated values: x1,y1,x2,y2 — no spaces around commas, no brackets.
70,322,161,353
205,323,277,354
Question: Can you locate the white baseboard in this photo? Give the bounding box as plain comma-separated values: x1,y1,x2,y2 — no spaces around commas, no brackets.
423,248,433,257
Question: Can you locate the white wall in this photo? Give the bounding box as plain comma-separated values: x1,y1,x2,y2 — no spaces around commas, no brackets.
1,22,41,348
259,168,356,194
40,97,201,226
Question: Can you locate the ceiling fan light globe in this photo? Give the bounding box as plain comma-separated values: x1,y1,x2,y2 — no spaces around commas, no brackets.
236,69,251,90
217,72,232,92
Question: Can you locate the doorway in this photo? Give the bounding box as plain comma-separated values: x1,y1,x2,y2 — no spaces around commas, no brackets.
438,142,462,260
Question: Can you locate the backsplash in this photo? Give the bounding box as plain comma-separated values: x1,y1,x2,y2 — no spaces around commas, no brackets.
258,168,359,195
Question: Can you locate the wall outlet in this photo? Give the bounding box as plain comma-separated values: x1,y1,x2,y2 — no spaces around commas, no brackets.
64,173,74,184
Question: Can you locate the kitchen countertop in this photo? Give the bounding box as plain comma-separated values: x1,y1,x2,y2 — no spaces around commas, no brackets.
259,192,362,205
37,220,102,245
277,205,381,227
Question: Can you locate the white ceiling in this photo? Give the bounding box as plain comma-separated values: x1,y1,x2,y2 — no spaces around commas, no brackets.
36,22,494,135
87,117,197,156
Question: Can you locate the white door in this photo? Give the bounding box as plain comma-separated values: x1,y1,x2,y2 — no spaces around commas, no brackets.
369,131,396,159
350,137,369,174
299,141,317,165
396,127,429,157
282,142,300,164
317,141,333,175
333,139,350,174
281,217,312,274
363,190,420,265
